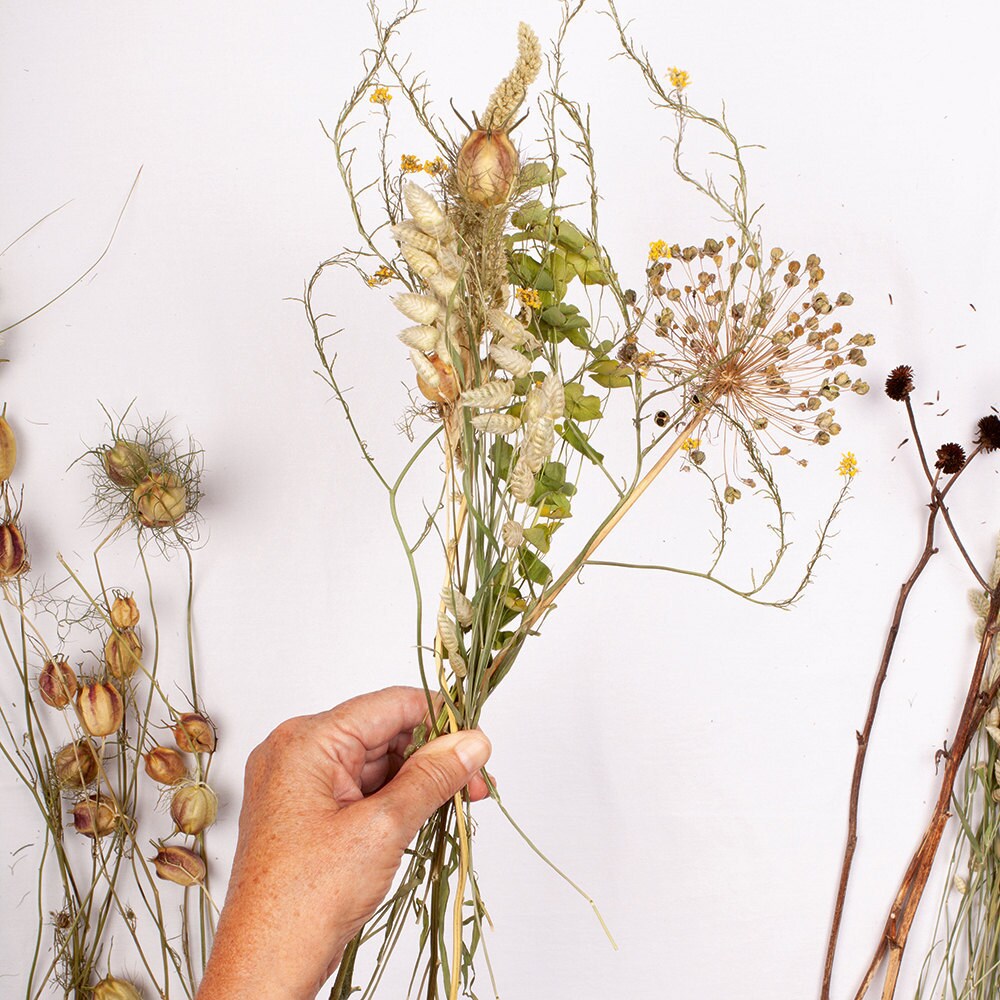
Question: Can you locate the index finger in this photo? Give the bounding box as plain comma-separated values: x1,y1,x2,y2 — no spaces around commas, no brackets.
315,685,440,751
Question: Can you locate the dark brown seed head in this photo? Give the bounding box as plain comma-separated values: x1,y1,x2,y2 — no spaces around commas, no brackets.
977,415,1000,453
884,365,915,402
934,442,966,475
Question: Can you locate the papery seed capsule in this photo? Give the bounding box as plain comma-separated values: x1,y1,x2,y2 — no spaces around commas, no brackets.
403,182,452,240
410,350,441,388
133,473,187,528
509,458,535,503
540,373,564,420
39,658,78,709
151,844,206,886
391,221,440,255
455,130,519,208
0,414,16,482
54,739,101,789
440,585,474,629
471,413,521,435
110,595,140,629
92,976,143,1000
0,519,28,579
399,243,440,280
398,325,440,353
144,746,188,785
76,682,124,737
170,783,218,835
172,713,216,754
415,353,462,404
489,343,531,378
72,795,117,839
460,381,515,409
103,440,150,488
501,520,524,548
105,629,142,681
523,418,555,472
393,293,441,326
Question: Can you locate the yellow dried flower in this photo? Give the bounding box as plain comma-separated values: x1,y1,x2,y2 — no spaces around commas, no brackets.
369,86,392,106
423,157,448,176
366,265,396,288
837,451,858,478
648,240,671,262
400,154,422,174
515,287,542,310
681,438,700,453
668,67,691,90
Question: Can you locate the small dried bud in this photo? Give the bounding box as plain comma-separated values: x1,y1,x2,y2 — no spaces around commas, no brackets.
0,414,16,482
110,595,140,629
102,440,150,488
884,365,914,402
654,411,669,428
935,443,966,475
455,129,519,208
133,473,187,528
72,795,118,839
144,746,188,785
170,783,218,835
92,976,143,1000
0,518,29,579
151,844,206,886
724,485,742,504
690,449,706,466
172,713,216,754
54,739,102,789
76,682,124,737
105,630,143,681
977,415,1000,453
501,520,524,548
39,658,79,709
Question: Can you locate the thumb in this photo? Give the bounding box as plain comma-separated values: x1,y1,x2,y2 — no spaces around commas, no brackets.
372,730,492,845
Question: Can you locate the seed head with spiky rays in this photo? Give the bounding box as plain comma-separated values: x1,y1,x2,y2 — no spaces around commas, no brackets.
638,237,873,479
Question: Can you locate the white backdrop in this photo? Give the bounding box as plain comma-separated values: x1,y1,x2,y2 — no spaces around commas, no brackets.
2,2,1000,997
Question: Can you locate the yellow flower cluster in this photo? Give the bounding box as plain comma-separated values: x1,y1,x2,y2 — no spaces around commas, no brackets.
423,157,448,176
366,265,396,288
515,287,542,310
681,437,701,453
648,239,672,262
837,452,858,478
667,67,690,90
369,86,392,106
400,154,423,174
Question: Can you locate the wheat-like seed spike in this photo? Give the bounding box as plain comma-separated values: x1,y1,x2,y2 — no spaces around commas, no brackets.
427,271,459,302
461,381,514,409
509,458,535,502
471,413,521,435
969,590,990,618
541,372,565,420
441,584,474,628
398,325,439,352
435,246,465,280
482,23,542,130
501,520,524,548
403,182,452,240
393,293,441,326
399,243,440,280
486,308,529,344
522,385,546,423
523,417,555,472
391,221,441,255
489,343,531,378
437,611,467,677
409,349,440,387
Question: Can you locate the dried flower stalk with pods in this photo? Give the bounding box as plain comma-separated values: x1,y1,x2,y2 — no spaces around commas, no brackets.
307,4,873,996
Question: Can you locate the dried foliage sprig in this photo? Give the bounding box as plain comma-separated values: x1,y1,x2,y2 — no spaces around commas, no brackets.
822,371,1000,1000
308,3,872,996
0,407,218,999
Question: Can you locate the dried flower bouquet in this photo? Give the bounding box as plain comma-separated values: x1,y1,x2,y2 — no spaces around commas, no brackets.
307,3,875,996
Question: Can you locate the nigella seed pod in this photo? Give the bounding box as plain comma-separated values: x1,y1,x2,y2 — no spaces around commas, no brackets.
0,414,16,482
415,353,462,404
170,783,218,835
455,130,519,208
393,293,441,326
72,795,118,839
38,658,78,709
144,746,188,785
402,182,452,240
133,472,187,528
0,518,28,579
105,629,142,681
92,976,143,1000
172,713,216,754
76,682,124,737
54,739,102,789
110,595,140,629
102,440,150,488
151,844,206,886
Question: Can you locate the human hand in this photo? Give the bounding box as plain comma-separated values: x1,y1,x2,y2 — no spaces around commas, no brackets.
197,686,492,1000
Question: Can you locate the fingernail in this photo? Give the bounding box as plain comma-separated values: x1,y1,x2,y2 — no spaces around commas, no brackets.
454,731,491,772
